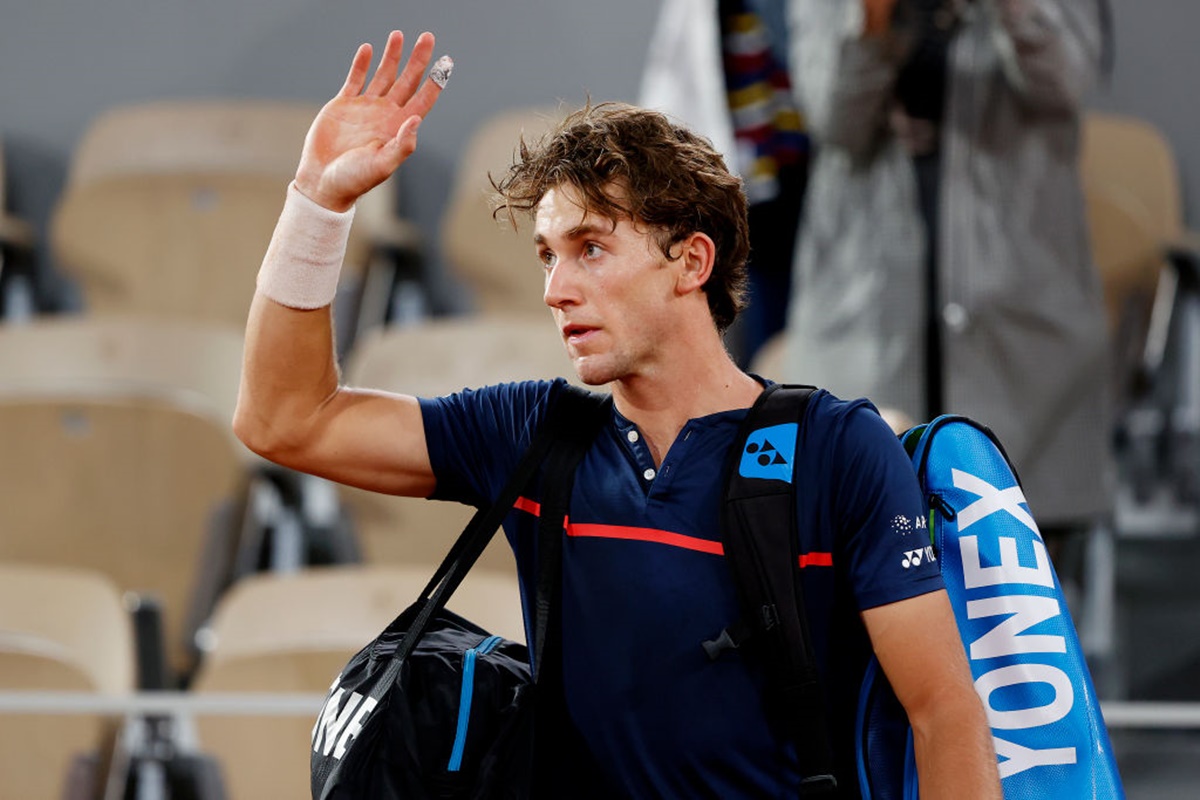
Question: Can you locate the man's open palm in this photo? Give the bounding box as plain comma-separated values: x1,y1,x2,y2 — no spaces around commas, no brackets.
295,30,449,211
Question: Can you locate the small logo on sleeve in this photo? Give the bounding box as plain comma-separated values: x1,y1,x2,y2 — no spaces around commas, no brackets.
738,423,798,483
892,513,928,537
901,546,938,569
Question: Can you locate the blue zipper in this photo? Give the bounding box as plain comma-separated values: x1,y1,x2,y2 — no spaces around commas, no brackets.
447,635,503,771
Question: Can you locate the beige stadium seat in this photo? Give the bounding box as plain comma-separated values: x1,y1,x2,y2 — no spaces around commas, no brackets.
48,100,410,329
191,564,523,800
1081,112,1184,247
1080,112,1184,390
1085,182,1160,329
0,314,246,428
339,315,588,572
0,563,135,800
1083,184,1162,398
0,316,251,677
441,105,568,316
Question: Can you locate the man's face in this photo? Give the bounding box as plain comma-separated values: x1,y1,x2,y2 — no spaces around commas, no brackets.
533,184,678,387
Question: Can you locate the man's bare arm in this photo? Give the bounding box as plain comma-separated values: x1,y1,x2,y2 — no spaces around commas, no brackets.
862,589,1003,799
233,30,446,497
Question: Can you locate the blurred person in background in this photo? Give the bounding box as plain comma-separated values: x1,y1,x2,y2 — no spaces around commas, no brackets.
782,0,1114,563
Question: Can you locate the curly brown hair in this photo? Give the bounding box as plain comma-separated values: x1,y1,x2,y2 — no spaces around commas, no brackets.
491,102,750,332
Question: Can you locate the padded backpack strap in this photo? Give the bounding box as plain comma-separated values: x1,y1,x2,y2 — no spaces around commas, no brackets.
531,384,613,798
532,383,612,675
714,383,838,797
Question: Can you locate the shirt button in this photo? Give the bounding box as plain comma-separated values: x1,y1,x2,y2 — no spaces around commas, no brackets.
627,430,639,443
942,302,969,333
643,468,656,481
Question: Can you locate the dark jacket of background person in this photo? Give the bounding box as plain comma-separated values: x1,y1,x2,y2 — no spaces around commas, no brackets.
782,0,1113,526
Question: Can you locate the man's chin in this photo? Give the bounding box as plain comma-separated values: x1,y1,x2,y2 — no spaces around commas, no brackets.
571,356,617,387
573,370,611,387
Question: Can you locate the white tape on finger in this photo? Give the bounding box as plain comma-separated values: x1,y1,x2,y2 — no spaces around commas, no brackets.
430,55,454,89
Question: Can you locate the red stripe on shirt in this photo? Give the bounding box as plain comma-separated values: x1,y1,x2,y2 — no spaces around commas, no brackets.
799,552,834,568
514,496,832,567
514,496,540,516
566,523,726,556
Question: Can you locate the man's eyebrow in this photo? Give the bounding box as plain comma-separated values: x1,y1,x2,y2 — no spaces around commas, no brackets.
534,222,613,246
568,222,612,239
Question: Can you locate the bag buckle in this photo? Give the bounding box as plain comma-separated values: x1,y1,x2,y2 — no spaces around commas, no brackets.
798,773,838,797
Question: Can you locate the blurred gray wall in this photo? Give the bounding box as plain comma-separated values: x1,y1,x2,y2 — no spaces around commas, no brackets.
0,0,1194,310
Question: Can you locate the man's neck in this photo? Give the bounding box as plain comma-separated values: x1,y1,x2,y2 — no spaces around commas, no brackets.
610,334,762,467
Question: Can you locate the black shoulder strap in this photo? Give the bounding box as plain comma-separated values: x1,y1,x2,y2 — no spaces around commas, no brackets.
715,383,839,797
532,384,611,674
530,387,613,798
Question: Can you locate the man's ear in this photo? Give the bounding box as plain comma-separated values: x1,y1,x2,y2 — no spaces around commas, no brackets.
674,232,717,296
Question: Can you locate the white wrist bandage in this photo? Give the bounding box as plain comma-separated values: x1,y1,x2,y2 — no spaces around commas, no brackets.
255,182,355,309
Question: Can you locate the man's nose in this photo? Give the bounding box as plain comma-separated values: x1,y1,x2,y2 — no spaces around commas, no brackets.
543,262,579,309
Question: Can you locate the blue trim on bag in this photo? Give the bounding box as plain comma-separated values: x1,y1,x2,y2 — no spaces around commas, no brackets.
904,727,918,797
855,658,878,798
448,635,504,772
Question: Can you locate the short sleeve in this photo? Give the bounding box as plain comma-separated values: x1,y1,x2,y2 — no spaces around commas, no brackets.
418,379,561,508
828,399,944,610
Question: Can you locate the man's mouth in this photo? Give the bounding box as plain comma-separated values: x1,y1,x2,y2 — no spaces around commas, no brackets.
563,324,597,345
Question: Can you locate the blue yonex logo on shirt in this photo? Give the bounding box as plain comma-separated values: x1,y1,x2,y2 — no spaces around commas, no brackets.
739,423,798,483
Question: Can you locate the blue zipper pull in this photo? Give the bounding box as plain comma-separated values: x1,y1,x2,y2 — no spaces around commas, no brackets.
447,634,505,772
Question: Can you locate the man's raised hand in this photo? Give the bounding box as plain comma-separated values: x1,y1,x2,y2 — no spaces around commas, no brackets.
295,30,450,212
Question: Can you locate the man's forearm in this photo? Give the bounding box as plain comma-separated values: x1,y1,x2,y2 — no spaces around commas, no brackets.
233,185,353,460
913,699,1002,800
235,295,341,460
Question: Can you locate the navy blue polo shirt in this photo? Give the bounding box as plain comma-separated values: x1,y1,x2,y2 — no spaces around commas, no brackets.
419,379,941,798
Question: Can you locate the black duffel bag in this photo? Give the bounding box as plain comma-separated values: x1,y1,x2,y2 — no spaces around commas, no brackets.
311,607,534,798
310,383,610,799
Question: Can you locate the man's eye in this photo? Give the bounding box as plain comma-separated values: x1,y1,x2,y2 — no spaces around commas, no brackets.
539,251,556,268
584,243,602,258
